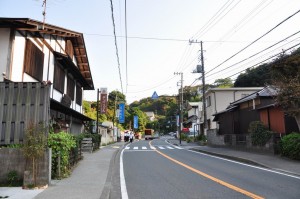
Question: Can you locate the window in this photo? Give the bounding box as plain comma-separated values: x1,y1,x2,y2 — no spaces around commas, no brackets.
76,84,82,105
24,39,44,81
67,75,75,100
206,96,211,107
53,62,65,93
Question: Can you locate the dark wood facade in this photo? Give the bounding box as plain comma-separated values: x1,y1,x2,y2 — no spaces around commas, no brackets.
214,88,299,135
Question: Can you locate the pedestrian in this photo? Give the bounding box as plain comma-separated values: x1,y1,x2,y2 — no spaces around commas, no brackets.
129,132,134,143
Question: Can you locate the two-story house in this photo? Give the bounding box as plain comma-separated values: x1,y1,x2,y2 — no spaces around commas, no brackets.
0,18,94,138
184,101,202,135
201,87,263,135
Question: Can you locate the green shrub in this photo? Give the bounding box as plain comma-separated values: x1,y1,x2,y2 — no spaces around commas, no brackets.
180,133,187,141
280,132,300,160
7,170,21,187
248,121,272,146
48,131,76,179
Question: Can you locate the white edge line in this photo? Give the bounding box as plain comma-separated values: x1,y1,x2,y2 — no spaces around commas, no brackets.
120,148,129,199
189,149,300,180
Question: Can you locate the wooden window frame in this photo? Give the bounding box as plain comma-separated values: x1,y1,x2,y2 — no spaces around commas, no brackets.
24,39,44,81
67,75,75,100
76,84,82,105
53,62,65,93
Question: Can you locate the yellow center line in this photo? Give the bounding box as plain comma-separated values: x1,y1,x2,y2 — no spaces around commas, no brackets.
149,141,264,199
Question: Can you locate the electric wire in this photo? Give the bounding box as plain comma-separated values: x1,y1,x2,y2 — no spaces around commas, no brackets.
109,0,124,93
206,37,300,82
125,0,128,94
206,0,273,53
205,8,300,75
206,30,300,78
195,0,242,39
207,42,300,83
191,0,233,39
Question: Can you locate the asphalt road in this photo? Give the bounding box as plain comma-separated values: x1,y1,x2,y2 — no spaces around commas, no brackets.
121,138,300,199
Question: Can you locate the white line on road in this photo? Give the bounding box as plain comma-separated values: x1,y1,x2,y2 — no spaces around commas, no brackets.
166,146,174,149
158,146,165,149
133,146,138,150
142,146,147,150
189,150,300,180
120,149,129,199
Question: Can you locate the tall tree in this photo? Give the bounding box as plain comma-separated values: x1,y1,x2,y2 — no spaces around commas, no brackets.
271,48,300,130
214,78,233,88
234,64,271,87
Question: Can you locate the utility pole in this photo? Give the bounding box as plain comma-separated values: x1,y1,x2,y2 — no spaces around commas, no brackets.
174,72,183,145
189,40,207,134
96,89,99,134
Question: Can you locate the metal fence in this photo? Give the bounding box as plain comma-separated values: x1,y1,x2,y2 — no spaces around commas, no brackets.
0,82,50,145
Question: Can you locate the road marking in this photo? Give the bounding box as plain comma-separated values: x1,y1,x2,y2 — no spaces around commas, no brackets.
158,146,165,149
166,146,174,149
150,146,156,150
125,146,130,150
120,149,129,199
189,150,300,180
142,146,147,150
173,146,183,149
133,146,138,150
149,141,264,199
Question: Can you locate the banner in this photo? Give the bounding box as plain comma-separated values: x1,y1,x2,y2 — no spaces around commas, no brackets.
100,88,107,114
133,115,138,129
119,103,125,123
176,115,179,127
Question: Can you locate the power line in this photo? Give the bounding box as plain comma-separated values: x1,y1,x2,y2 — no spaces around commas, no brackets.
125,0,128,94
206,8,300,75
191,0,233,39
209,42,300,83
206,30,300,78
109,0,124,93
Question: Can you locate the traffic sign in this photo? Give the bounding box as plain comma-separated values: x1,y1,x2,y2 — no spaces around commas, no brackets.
152,91,159,99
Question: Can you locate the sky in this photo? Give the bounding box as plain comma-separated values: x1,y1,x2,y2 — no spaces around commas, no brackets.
1,0,300,104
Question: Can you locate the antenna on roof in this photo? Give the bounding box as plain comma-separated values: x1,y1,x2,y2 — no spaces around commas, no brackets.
42,0,47,30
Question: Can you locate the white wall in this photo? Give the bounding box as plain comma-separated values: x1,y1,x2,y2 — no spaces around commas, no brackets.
0,29,10,81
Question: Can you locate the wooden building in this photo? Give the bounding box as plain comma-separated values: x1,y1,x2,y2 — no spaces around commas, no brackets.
0,18,94,143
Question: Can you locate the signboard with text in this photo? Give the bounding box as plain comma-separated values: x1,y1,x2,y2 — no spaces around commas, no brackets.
100,88,107,114
134,115,138,129
119,103,125,123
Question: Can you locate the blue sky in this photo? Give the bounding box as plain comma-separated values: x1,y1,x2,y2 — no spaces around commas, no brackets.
1,0,300,104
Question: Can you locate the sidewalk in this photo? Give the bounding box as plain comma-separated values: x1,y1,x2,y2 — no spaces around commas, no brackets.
167,138,300,176
0,141,125,199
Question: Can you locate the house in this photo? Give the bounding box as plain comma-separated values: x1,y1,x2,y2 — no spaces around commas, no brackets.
201,87,263,135
145,111,155,121
212,86,299,147
0,18,94,138
184,101,202,134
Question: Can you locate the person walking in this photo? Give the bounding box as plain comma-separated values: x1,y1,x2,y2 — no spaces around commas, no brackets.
129,132,134,143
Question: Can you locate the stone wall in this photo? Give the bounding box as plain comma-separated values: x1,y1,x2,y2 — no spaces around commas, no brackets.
207,129,225,146
0,148,50,186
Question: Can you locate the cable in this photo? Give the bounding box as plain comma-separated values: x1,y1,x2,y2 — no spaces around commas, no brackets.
110,0,124,93
196,0,242,39
208,42,300,83
206,8,300,75
206,30,300,78
125,0,128,94
191,0,233,39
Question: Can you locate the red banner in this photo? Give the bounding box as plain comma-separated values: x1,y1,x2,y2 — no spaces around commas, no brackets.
100,88,107,114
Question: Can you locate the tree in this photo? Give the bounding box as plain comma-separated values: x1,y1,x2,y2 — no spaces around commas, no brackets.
234,64,271,87
214,78,233,88
271,48,300,130
22,122,47,187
